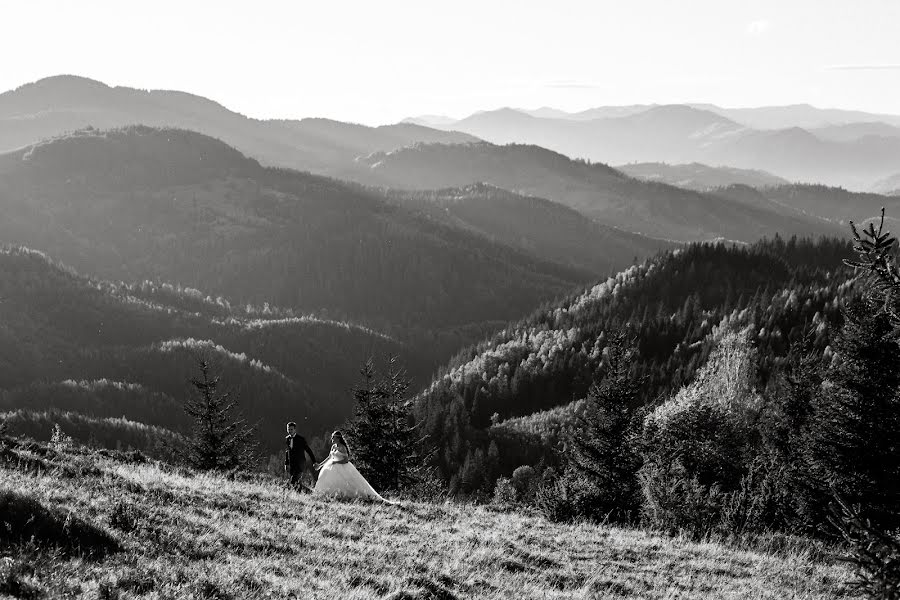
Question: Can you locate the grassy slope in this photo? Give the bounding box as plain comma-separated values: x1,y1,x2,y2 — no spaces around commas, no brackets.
0,440,852,599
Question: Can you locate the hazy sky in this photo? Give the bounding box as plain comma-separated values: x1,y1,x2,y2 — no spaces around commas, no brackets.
3,0,899,125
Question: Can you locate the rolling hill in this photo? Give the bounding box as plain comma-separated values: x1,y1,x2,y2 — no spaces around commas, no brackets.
0,75,478,177
0,126,584,332
387,183,676,274
0,245,409,454
414,238,860,494
617,162,789,191
715,184,900,226
357,141,844,242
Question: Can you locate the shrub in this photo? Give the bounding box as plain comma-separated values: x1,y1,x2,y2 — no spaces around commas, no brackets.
534,469,577,523
511,466,537,502
639,462,725,538
0,490,120,558
830,496,900,600
493,477,517,505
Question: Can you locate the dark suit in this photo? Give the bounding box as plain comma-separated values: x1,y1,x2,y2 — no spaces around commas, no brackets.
284,434,317,486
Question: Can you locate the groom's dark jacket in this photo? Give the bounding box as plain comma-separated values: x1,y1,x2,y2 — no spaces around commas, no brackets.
284,434,317,472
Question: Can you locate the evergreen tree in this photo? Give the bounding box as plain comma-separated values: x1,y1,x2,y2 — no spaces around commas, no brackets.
183,358,257,471
347,357,424,493
565,332,644,522
803,298,900,531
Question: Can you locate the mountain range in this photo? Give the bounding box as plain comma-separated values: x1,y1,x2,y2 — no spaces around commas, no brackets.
3,74,900,463
356,141,843,242
439,102,900,130
0,126,588,334
411,105,900,190
0,75,477,179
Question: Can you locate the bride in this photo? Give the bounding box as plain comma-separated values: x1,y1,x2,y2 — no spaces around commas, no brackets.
313,430,389,502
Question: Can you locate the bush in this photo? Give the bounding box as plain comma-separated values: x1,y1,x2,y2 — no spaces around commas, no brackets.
493,477,517,505
511,466,537,502
639,462,725,538
534,469,577,523
0,490,120,558
830,496,900,600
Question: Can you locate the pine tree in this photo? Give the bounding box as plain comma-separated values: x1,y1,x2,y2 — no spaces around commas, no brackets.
802,299,900,531
565,332,644,522
183,359,257,471
347,357,424,493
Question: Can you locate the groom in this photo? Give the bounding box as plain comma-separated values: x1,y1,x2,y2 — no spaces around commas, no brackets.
284,421,317,491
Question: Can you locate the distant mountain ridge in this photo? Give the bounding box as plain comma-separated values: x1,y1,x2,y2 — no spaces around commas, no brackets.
414,104,900,189
617,162,789,191
0,75,479,178
444,102,900,129
356,141,844,242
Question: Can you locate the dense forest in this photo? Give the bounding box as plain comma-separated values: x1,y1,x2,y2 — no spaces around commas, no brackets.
0,127,584,334
0,246,414,455
388,183,674,275
414,236,860,495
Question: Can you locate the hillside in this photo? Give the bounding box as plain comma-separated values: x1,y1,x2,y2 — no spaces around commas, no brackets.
617,162,789,191
387,183,675,274
0,75,478,177
358,142,844,242
0,127,584,331
716,184,900,226
415,238,860,493
0,437,852,598
0,245,412,455
425,105,900,189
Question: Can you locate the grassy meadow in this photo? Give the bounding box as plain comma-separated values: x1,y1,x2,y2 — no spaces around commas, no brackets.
0,438,855,599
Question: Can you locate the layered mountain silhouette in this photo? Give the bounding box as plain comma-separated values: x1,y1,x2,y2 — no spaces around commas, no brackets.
356,142,843,242
416,105,900,189
0,127,585,333
0,75,478,178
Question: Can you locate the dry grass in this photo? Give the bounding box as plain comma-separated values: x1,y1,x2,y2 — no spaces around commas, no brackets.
0,441,855,599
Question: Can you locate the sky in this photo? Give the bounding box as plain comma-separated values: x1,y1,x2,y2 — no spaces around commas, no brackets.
3,0,899,125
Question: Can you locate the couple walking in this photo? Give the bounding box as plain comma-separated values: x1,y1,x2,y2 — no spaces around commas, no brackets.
284,422,388,502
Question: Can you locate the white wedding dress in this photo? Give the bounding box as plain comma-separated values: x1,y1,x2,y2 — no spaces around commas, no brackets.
314,443,387,502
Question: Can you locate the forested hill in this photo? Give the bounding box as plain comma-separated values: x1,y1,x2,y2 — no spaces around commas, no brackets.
0,127,584,333
357,142,844,242
0,245,410,455
387,183,676,274
415,237,860,494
